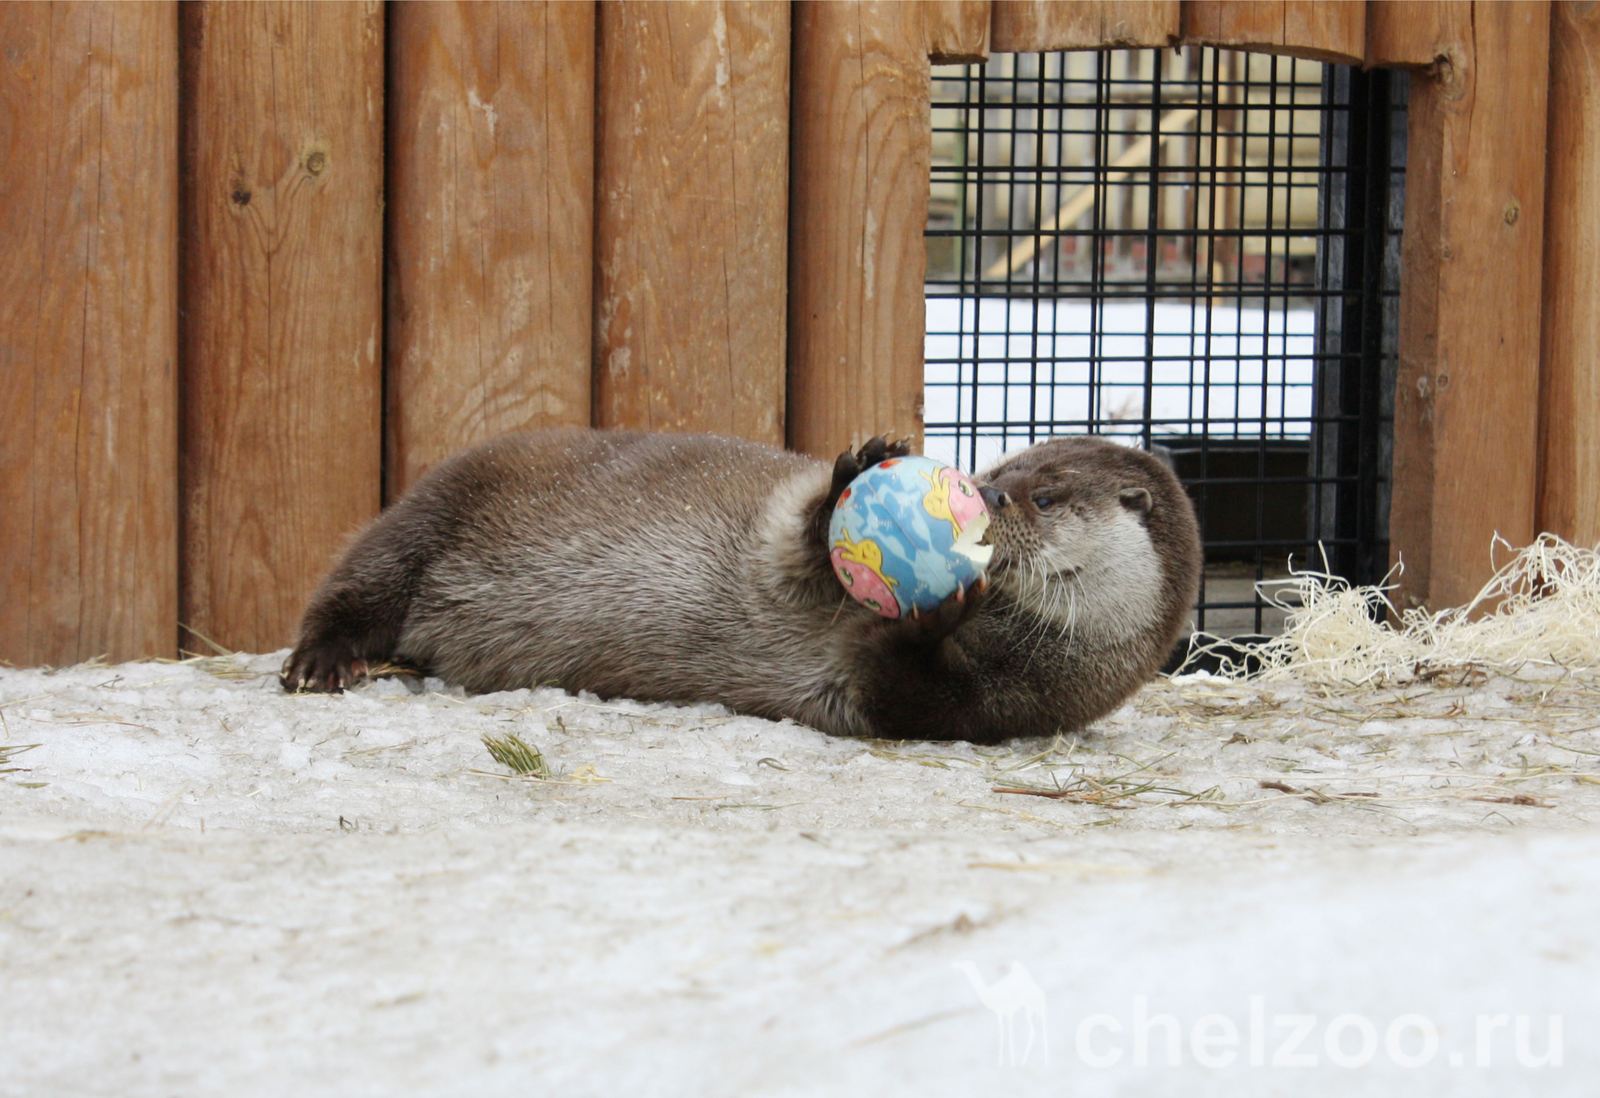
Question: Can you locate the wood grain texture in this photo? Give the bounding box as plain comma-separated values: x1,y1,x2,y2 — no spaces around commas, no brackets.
1181,0,1364,62
789,0,930,458
1182,0,1276,42
1538,0,1600,545
0,1,178,665
387,1,594,497
1389,0,1551,610
594,0,789,445
924,0,991,61
992,0,1178,50
180,1,383,652
1366,0,1472,68
1389,67,1443,608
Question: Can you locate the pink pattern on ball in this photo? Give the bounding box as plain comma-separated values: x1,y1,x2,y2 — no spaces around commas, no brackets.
830,548,901,619
942,468,987,531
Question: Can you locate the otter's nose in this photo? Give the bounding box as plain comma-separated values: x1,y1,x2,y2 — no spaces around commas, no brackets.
979,485,1011,511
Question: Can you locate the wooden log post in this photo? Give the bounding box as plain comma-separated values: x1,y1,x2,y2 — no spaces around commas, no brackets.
1180,0,1364,63
789,0,934,458
0,1,179,666
1366,0,1472,68
1388,1,1552,611
180,1,384,653
387,1,595,498
924,0,992,62
594,0,790,445
992,0,1177,50
1538,0,1600,546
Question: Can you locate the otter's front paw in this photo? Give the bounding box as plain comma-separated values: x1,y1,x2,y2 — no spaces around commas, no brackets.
888,577,989,645
825,435,914,509
280,640,369,694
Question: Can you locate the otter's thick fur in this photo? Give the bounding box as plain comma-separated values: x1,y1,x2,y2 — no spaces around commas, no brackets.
282,429,1200,743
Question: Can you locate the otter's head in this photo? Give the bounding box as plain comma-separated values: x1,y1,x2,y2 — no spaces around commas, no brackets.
976,437,1201,648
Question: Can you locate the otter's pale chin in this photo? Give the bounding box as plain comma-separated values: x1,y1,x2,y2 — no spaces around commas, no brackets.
952,511,994,570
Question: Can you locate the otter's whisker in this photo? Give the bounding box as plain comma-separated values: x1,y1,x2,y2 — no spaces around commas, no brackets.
1020,560,1060,674
1063,577,1080,654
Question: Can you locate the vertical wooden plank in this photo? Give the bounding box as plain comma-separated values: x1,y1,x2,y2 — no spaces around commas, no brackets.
924,0,991,62
1366,0,1472,68
995,0,1106,48
1104,0,1182,46
387,1,594,497
789,0,930,458
1282,1,1364,59
1181,0,1364,62
594,0,790,445
1181,0,1281,46
1538,0,1600,545
1389,74,1444,607
1389,1,1551,611
784,0,928,454
993,0,1178,50
0,1,178,665
180,1,383,652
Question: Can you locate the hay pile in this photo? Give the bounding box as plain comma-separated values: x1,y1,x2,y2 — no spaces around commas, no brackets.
1182,534,1600,687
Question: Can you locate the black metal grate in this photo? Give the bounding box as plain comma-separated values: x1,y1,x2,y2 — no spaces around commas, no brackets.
925,47,1405,637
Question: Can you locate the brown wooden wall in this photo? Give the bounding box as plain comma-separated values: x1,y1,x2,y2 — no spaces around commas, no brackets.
595,0,789,444
1539,0,1600,550
387,1,595,499
180,0,385,655
1388,1,1551,611
1,0,1594,664
1,1,178,666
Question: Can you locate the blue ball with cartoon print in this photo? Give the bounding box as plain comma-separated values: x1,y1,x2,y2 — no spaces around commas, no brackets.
827,455,994,619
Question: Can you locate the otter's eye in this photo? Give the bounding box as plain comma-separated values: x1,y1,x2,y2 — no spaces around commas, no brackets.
1032,495,1055,510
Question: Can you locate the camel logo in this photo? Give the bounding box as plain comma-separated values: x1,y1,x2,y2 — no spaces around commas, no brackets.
953,959,1051,1066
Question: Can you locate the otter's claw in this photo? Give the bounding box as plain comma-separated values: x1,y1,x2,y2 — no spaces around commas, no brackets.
825,434,915,509
280,643,369,694
892,578,989,644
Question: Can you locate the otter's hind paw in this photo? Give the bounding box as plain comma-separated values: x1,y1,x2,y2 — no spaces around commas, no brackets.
280,642,370,694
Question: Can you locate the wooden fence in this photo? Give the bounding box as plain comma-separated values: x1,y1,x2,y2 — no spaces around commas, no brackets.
1,0,1595,664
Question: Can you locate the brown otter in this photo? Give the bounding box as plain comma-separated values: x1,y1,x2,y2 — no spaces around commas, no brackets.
281,429,1200,743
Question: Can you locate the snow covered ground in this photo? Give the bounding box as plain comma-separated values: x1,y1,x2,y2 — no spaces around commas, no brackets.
3,652,1596,1096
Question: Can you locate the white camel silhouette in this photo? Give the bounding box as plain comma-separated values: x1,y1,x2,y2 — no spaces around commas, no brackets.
953,959,1051,1066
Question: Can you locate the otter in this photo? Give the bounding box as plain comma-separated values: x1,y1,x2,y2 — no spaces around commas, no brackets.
281,429,1200,743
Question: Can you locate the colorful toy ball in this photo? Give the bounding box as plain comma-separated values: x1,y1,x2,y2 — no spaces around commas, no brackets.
827,455,994,619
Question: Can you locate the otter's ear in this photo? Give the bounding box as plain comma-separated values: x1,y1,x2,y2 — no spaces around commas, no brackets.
1119,487,1153,519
